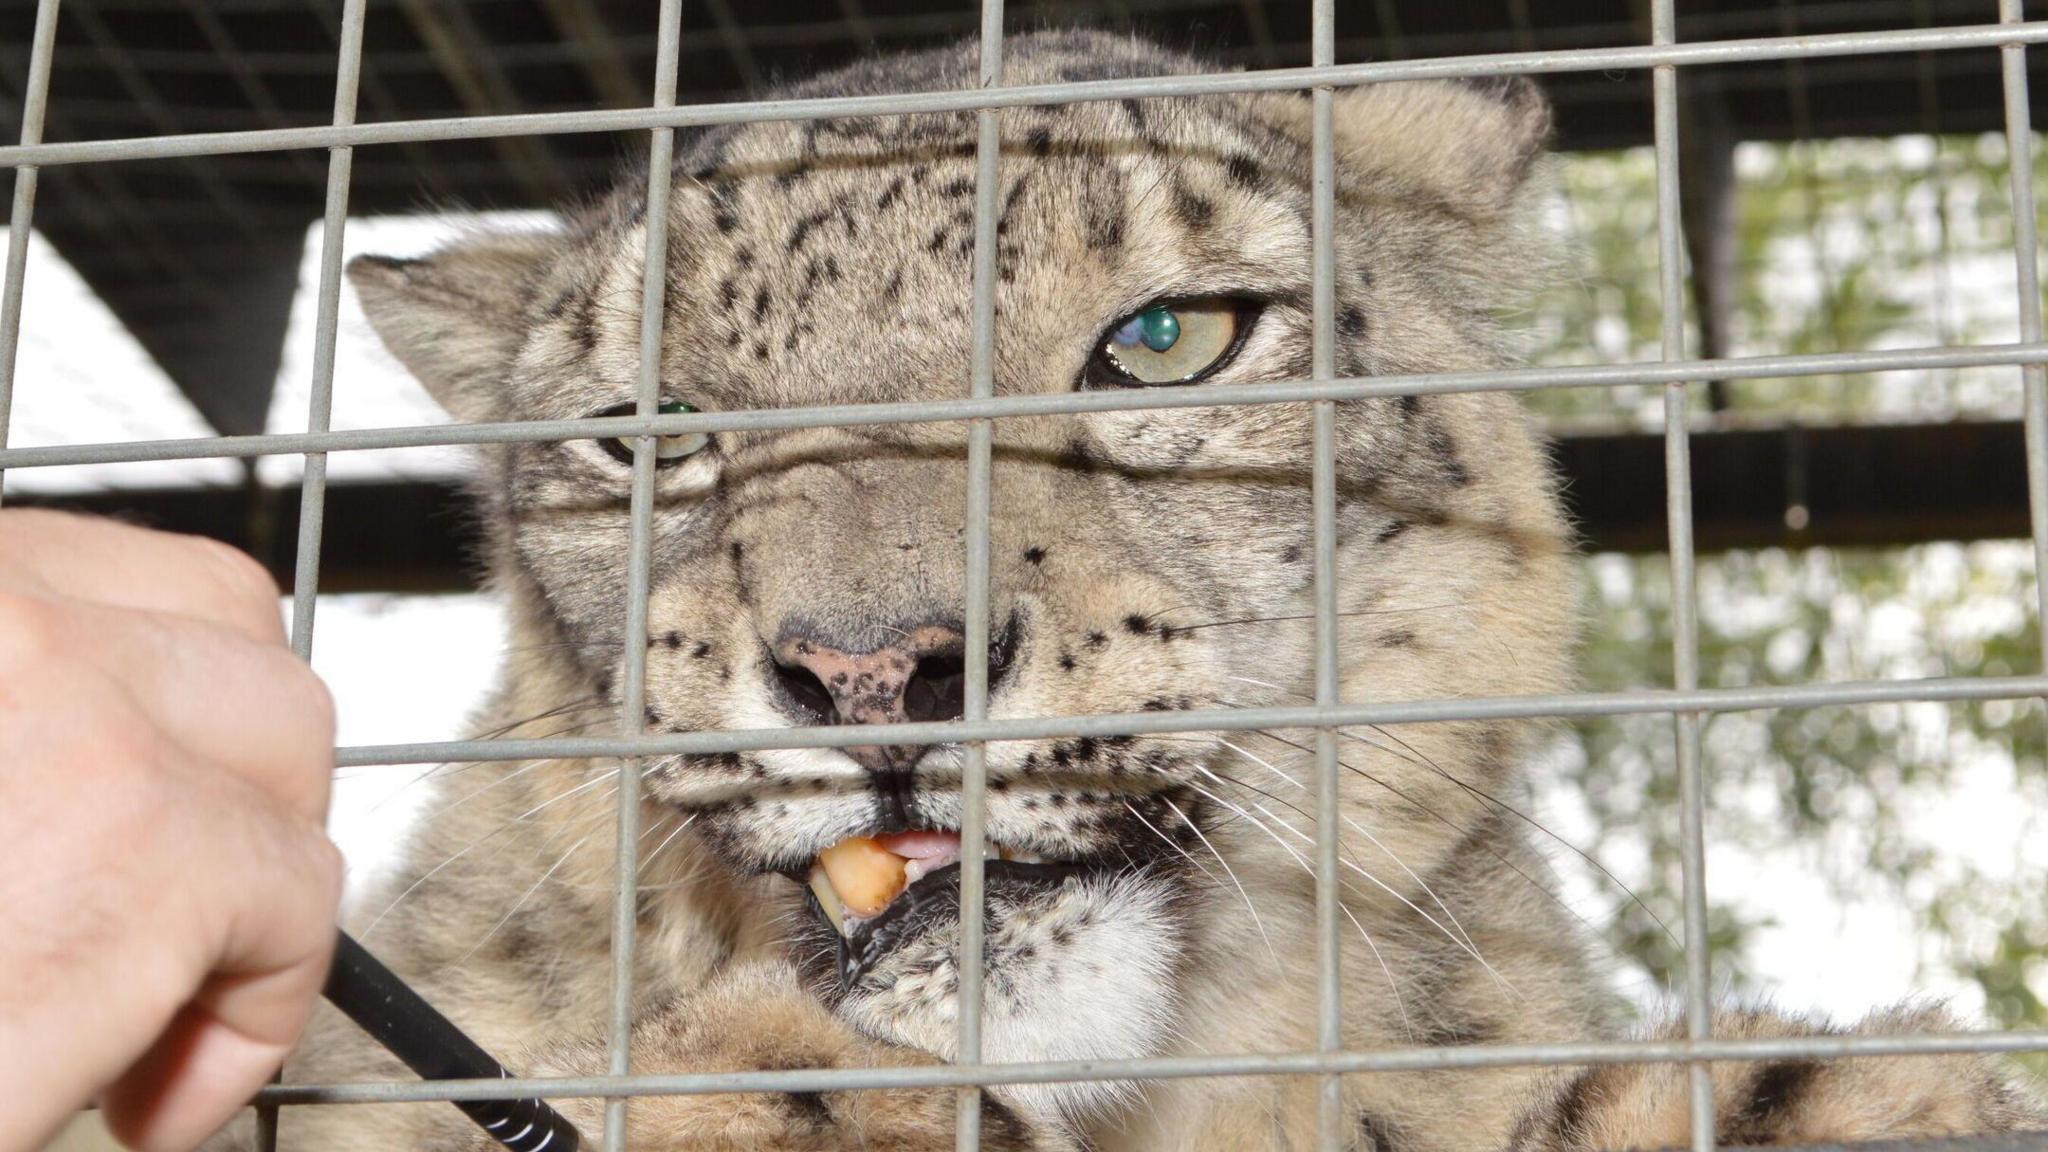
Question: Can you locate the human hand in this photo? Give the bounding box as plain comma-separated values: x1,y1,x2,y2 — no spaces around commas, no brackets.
0,510,341,1152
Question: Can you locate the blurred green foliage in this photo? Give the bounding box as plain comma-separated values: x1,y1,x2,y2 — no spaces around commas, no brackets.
1520,133,2048,1067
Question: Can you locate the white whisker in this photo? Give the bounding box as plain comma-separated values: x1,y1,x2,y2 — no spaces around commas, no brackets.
1232,793,1518,1000
1159,796,1278,965
459,831,596,965
1183,782,1410,1036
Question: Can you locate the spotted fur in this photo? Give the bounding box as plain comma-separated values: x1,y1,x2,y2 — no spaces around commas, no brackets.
222,32,2043,1152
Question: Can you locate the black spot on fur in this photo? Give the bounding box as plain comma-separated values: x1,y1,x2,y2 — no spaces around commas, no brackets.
1399,394,1422,416
1023,546,1046,565
1122,614,1151,635
1357,1112,1405,1152
996,175,1033,236
1170,181,1215,230
875,175,906,210
1084,630,1108,650
1225,152,1262,189
1379,629,1417,649
882,268,904,301
787,208,832,254
691,641,712,658
1726,1059,1823,1140
1120,97,1150,134
1457,74,1538,106
1546,1068,1614,1145
1058,652,1076,671
752,287,771,322
782,1091,832,1127
1339,305,1367,339
942,176,975,198
570,295,597,354
1056,438,1100,471
717,277,739,314
1088,208,1124,252
1376,520,1410,545
708,180,740,233
978,1095,1037,1149
1280,543,1303,564
1027,127,1053,156
661,631,683,649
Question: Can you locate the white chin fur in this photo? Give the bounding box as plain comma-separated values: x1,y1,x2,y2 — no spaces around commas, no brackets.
835,871,1184,1130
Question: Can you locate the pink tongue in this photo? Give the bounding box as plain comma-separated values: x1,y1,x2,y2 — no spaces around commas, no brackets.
876,830,962,860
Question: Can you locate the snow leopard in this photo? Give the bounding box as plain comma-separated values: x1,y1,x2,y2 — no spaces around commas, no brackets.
242,30,2042,1152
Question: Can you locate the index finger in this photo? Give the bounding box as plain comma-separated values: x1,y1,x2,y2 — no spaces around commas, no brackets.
0,509,286,646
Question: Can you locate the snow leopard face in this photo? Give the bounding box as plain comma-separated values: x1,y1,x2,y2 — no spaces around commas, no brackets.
349,31,1576,1129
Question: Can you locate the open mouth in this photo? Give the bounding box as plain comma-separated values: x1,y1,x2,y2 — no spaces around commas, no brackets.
798,830,1089,987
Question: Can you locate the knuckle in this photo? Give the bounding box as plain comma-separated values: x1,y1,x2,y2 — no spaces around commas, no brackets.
294,662,338,736
306,832,346,906
0,588,61,671
189,536,283,628
273,659,338,779
66,738,177,853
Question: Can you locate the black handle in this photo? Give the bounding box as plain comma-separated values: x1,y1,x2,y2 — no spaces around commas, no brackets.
323,931,582,1152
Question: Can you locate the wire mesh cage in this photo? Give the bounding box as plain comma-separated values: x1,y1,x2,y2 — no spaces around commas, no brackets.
4,2,2048,1151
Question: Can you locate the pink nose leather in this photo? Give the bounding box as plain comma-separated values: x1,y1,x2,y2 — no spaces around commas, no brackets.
773,624,964,770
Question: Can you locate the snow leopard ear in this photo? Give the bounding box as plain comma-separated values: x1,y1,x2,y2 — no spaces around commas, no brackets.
1263,77,1553,221
346,232,557,424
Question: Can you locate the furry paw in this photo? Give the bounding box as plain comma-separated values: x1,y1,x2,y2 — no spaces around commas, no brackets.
472,963,1072,1152
1509,1006,2044,1150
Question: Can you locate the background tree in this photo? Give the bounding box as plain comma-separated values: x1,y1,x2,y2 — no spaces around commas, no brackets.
1517,133,2048,1082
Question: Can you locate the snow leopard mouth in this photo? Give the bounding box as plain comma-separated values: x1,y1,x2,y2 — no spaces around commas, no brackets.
790,829,1126,988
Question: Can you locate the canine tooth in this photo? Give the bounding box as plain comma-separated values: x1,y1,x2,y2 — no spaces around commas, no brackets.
807,866,848,936
818,836,908,918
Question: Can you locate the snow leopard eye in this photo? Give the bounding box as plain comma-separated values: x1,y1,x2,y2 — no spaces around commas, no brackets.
595,399,711,466
1086,297,1259,388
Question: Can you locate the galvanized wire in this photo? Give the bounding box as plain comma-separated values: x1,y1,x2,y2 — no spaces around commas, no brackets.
4,22,2047,169
2003,1,2048,643
0,0,61,509
1308,0,1343,1148
955,0,1005,1146
600,0,685,1145
267,3,369,1148
330,674,2048,768
7,342,2048,472
1647,2,1717,1148
251,1026,2048,1105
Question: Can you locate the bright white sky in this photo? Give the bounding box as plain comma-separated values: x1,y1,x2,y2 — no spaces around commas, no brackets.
1,206,2035,1025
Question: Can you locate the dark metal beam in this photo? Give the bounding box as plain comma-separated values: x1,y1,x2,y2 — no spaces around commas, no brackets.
11,421,2034,593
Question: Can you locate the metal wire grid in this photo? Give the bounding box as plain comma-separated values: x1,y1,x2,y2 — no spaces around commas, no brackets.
4,2,2048,1152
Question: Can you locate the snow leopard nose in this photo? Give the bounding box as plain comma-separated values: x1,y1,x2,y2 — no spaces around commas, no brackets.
769,620,1017,773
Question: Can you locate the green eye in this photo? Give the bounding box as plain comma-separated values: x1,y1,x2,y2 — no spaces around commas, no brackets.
598,399,711,466
1090,297,1254,387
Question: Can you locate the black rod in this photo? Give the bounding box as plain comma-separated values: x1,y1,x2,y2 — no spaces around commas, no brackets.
322,930,582,1152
